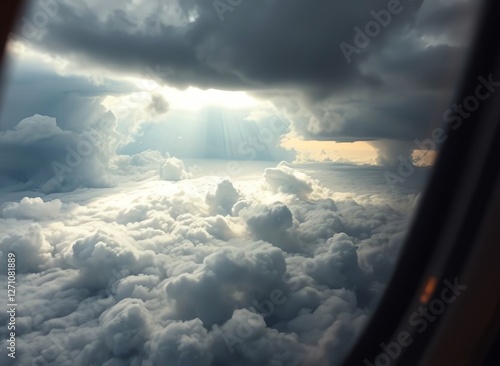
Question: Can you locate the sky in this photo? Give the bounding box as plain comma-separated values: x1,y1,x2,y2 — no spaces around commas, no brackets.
0,0,479,365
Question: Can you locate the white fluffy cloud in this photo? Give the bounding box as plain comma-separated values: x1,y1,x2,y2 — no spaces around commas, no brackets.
160,157,189,181
1,197,62,220
206,180,241,215
0,224,53,273
0,115,64,144
0,161,418,365
263,162,314,199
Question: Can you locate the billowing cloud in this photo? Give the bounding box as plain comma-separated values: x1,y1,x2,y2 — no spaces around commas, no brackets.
0,0,473,364
206,179,241,215
0,114,118,193
160,156,189,181
10,0,477,149
147,93,169,116
1,197,62,220
0,160,418,365
263,162,314,199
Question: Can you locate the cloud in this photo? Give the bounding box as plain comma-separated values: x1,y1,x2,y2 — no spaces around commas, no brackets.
263,162,314,199
0,224,53,273
293,199,343,244
144,318,213,366
0,56,129,132
2,1,474,173
414,0,479,46
206,179,241,215
0,114,64,143
243,202,297,252
1,197,62,220
146,93,169,116
10,0,475,150
100,299,154,357
0,0,463,363
15,0,418,90
369,139,415,167
160,156,189,181
0,161,418,365
0,114,118,193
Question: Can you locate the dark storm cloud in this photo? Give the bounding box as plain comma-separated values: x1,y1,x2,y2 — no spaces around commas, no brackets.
12,0,478,146
16,0,389,89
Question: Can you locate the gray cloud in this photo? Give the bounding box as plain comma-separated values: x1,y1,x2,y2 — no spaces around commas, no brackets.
147,93,169,116
0,161,418,365
0,1,473,364
11,0,476,148
0,114,119,193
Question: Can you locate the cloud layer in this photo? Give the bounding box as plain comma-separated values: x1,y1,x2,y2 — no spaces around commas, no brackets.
0,1,471,364
0,161,418,365
10,0,478,144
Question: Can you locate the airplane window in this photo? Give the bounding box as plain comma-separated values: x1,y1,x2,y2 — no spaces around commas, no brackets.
0,0,482,365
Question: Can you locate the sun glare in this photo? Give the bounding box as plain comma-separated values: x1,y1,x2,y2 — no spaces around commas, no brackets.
131,76,262,111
